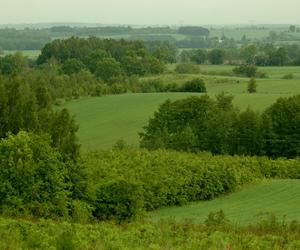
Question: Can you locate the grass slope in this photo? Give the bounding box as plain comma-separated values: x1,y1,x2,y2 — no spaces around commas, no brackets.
3,50,41,59
66,65,300,148
150,180,300,225
66,93,195,149
66,92,294,149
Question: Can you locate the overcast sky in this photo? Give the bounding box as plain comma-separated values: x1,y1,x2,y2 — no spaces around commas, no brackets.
1,0,299,25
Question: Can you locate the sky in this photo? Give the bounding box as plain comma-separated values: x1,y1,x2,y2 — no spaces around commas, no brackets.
0,0,299,25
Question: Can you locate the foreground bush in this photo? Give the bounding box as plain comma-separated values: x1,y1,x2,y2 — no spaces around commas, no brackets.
1,215,300,249
0,132,70,218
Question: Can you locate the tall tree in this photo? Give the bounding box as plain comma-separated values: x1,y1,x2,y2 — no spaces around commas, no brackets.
208,49,225,65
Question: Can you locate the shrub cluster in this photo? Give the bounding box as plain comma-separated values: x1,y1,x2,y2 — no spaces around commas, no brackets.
1,215,300,249
0,137,299,222
83,149,300,221
233,64,258,77
175,63,200,74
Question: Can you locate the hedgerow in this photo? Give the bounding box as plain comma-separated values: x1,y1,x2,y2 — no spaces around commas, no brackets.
83,149,300,221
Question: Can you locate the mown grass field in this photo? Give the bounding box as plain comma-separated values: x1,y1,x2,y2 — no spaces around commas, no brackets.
210,27,300,40
150,179,300,225
66,65,300,149
3,50,41,59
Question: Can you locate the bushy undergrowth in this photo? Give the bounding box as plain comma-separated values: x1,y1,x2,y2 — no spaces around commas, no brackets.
0,132,70,218
1,214,300,250
83,149,300,221
0,134,299,222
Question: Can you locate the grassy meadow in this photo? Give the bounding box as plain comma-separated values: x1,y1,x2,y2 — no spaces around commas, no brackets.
150,179,300,225
210,27,300,40
66,65,300,149
3,50,41,59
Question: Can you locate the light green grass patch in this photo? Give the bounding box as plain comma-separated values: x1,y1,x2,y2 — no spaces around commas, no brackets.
149,179,300,225
65,65,300,149
3,50,41,59
65,91,295,149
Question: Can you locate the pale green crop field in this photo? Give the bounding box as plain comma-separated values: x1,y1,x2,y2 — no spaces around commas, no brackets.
210,28,300,40
3,50,41,59
150,180,300,225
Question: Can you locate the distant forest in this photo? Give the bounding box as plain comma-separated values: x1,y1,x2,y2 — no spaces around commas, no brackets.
0,24,299,51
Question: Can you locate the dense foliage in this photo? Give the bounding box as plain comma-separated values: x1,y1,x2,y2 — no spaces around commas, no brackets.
37,37,165,79
2,214,300,249
82,149,300,221
140,94,300,158
0,132,70,218
0,28,50,50
180,78,207,93
1,140,299,222
233,64,258,77
0,76,79,160
180,43,300,66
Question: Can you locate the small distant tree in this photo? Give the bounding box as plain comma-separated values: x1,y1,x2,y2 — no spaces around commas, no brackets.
240,45,257,64
208,49,225,65
262,95,300,158
95,58,122,82
248,78,257,93
181,78,206,93
233,64,258,77
175,63,200,74
191,49,207,64
0,52,28,75
113,139,128,150
269,47,288,66
84,49,110,73
146,55,165,74
62,58,85,75
216,92,234,111
282,73,294,79
289,25,296,33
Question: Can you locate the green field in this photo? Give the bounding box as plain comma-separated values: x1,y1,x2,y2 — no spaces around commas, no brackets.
66,93,291,149
210,27,300,40
66,93,194,148
150,180,300,225
2,50,41,59
66,65,300,149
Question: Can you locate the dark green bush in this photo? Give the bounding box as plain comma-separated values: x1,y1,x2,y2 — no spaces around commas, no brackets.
93,179,143,222
180,78,206,93
175,63,200,74
233,64,257,77
282,73,294,79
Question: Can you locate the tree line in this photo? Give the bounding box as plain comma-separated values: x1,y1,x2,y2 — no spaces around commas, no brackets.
2,25,299,51
180,43,300,66
140,94,300,158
